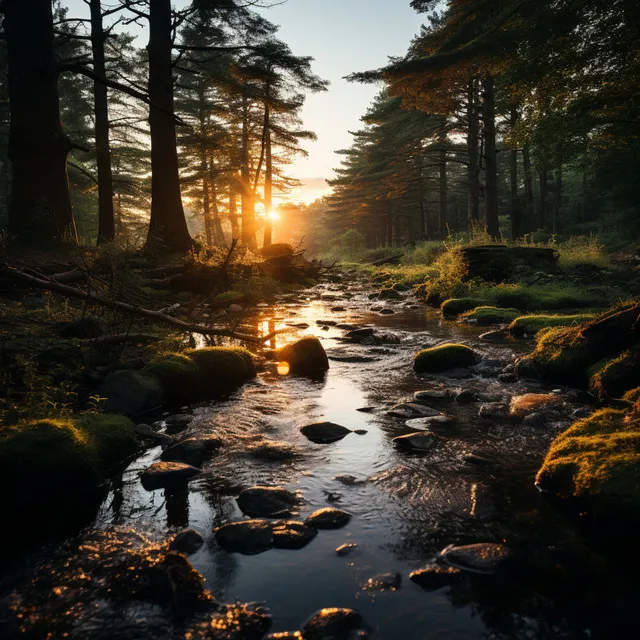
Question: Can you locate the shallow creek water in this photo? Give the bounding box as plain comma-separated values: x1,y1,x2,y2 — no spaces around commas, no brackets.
2,276,639,639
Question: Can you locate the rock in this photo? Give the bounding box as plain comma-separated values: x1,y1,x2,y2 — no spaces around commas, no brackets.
414,343,479,373
169,528,204,555
522,410,564,428
410,564,463,589
356,407,376,413
317,319,338,327
379,288,403,300
141,461,201,491
387,403,441,419
331,306,347,312
510,393,565,418
353,429,368,435
334,474,365,486
379,308,395,315
362,572,401,591
439,542,512,574
215,520,274,555
301,608,369,640
392,432,439,452
345,327,375,343
478,402,509,418
454,388,477,403
249,440,299,461
405,415,455,431
305,507,352,529
164,413,192,434
336,323,359,330
336,543,359,557
272,520,318,549
479,329,508,342
301,422,352,444
413,388,450,402
237,486,300,518
228,304,243,313
134,423,174,445
161,436,221,466
497,373,518,384
277,336,329,375
101,370,164,417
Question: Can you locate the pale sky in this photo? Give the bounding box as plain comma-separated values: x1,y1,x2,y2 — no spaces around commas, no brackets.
64,0,426,203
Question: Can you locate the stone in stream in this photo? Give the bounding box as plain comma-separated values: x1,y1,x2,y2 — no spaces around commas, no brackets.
392,432,440,452
354,429,368,435
379,308,395,315
272,520,318,549
141,461,201,491
454,389,477,403
214,520,274,555
413,388,451,402
334,474,366,486
438,543,512,575
405,415,455,431
336,323,360,330
356,406,376,413
336,543,359,557
331,306,347,312
237,486,300,518
164,413,193,434
134,423,174,446
169,528,204,555
276,336,329,375
161,435,222,466
248,440,300,461
510,393,565,418
478,402,509,418
497,373,518,384
479,329,508,341
301,608,369,640
345,327,375,342
300,421,352,444
316,319,338,327
522,410,565,428
387,403,442,419
305,507,352,529
410,564,462,590
362,572,401,591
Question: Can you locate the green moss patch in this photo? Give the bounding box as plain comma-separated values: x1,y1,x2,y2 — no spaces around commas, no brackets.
536,408,640,520
461,306,520,326
509,314,595,337
414,343,479,373
441,298,483,320
185,346,256,390
589,347,640,400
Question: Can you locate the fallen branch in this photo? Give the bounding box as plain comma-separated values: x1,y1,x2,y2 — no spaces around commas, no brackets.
2,264,275,344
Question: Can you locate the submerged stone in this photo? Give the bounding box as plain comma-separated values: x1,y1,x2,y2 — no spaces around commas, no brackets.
410,564,463,589
169,528,204,555
301,608,369,640
305,507,352,530
249,440,300,461
300,422,352,444
362,572,401,591
387,403,441,419
215,520,274,555
272,520,318,549
161,436,221,466
392,432,439,452
405,415,455,431
237,486,300,518
141,461,201,491
336,543,359,557
439,542,512,575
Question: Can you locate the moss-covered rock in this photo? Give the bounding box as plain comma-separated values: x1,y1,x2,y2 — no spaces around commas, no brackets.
536,408,640,520
146,353,201,405
379,288,403,300
414,343,479,373
102,370,165,417
276,336,329,375
461,306,520,326
441,298,482,320
211,291,246,307
588,347,640,400
186,346,255,390
509,314,595,338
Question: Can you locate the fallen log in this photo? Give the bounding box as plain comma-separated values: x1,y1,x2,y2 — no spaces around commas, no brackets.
1,264,275,344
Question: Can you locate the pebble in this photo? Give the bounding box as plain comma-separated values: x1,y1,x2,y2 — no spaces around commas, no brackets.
336,543,359,557
439,542,512,574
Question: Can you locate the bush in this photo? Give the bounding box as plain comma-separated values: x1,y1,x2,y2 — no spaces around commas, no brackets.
414,343,478,373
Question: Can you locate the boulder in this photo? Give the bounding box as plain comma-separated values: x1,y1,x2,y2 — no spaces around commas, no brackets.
272,520,318,549
301,608,369,640
161,436,221,466
214,520,274,555
410,564,462,589
414,344,479,374
237,486,300,518
276,336,329,375
101,370,164,417
169,528,204,555
439,542,512,575
141,461,201,491
509,393,564,418
300,422,352,444
392,432,439,452
305,507,352,529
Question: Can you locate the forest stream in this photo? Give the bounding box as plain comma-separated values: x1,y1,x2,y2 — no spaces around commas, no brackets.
1,273,638,640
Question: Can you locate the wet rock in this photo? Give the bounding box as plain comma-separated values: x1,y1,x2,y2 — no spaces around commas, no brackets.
522,409,565,428
410,564,462,589
134,423,174,446
169,528,204,555
237,486,300,518
102,370,164,417
464,451,497,466
354,429,368,435
393,431,439,452
272,520,318,549
454,388,477,403
286,322,310,329
305,507,352,529
336,323,360,330
334,474,366,486
510,393,566,418
277,336,329,375
331,306,347,312
370,306,383,312
161,436,221,466
249,440,299,461
405,415,455,431
379,308,395,315
336,543,359,557
497,373,518,384
317,319,338,327
478,402,509,418
413,388,451,402
362,572,401,591
164,413,193,434
379,288,403,300
479,329,508,342
475,358,509,377
439,542,512,574
301,608,369,640
141,461,201,491
356,407,376,413
215,520,274,555
387,403,441,419
301,421,352,444
345,328,375,343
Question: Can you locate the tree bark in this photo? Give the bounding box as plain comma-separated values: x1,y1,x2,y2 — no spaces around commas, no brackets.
90,0,115,244
539,168,548,229
208,151,226,245
4,0,77,246
467,80,480,228
439,130,448,240
522,146,534,233
146,0,192,253
229,179,240,240
201,144,213,245
263,100,273,248
509,109,522,240
482,76,499,240
240,95,257,249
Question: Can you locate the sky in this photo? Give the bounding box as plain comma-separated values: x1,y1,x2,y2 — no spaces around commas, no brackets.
65,0,426,204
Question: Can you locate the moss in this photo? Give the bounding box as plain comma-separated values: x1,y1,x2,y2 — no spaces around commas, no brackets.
145,353,201,404
623,387,640,404
185,346,256,391
414,343,478,373
102,370,165,416
588,347,640,400
536,408,640,520
441,298,483,320
461,306,520,326
509,314,595,337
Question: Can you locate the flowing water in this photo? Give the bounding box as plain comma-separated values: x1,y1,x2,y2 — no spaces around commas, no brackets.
1,274,638,639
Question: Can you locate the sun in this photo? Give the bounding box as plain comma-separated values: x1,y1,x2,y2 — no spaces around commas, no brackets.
268,208,281,222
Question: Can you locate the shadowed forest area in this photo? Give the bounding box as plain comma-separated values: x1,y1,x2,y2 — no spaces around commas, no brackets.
1,1,640,639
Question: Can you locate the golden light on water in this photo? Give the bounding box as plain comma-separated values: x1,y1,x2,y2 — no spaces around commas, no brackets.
277,361,290,376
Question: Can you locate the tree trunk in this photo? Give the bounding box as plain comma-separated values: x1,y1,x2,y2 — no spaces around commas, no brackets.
418,168,427,240
386,202,393,247
509,110,522,240
201,144,213,245
553,166,562,235
263,100,273,248
467,80,480,228
229,180,240,240
146,0,192,253
240,96,256,249
539,168,548,230
522,146,534,233
4,0,77,246
208,151,226,245
482,76,499,240
90,0,115,244
439,130,448,240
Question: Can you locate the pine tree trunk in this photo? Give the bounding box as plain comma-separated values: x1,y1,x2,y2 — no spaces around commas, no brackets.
201,144,213,245
553,166,562,235
229,180,240,240
467,80,480,228
146,0,192,253
386,202,393,247
240,96,256,249
418,170,427,240
263,101,273,248
509,110,522,240
482,77,499,240
439,131,448,240
522,146,534,233
4,0,77,246
208,151,225,245
539,169,548,229
90,0,115,244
